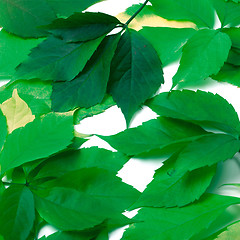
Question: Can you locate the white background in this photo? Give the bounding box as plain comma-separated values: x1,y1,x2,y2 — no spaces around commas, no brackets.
2,0,240,238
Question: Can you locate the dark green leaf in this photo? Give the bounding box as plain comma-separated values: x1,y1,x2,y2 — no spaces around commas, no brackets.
174,134,240,171
34,168,140,230
213,63,240,87
51,34,120,111
73,95,115,124
0,112,74,174
44,12,120,42
14,36,104,82
46,0,105,17
146,90,240,137
211,0,240,27
226,48,240,66
0,186,35,240
222,27,240,49
0,109,7,151
108,29,164,126
0,30,43,80
139,27,196,66
122,194,240,240
29,147,129,181
132,154,216,208
99,117,209,156
172,29,231,88
150,0,215,28
0,0,56,37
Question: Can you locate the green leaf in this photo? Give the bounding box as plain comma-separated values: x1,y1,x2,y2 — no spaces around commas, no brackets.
0,0,56,38
222,27,240,49
29,147,129,181
39,231,96,240
34,168,140,231
211,0,240,27
14,35,104,82
174,134,240,171
146,90,240,137
0,112,74,174
226,48,240,66
51,34,120,112
0,109,7,151
44,12,120,42
0,186,35,240
108,29,164,126
0,30,43,80
172,29,231,88
122,194,240,240
213,63,240,87
139,27,196,66
99,117,209,156
214,221,240,239
46,0,105,17
150,0,215,28
132,154,216,208
73,95,115,124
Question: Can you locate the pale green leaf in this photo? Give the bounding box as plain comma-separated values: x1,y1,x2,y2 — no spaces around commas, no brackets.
172,29,231,88
215,221,240,239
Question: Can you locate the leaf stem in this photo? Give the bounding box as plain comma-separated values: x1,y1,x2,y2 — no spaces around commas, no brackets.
124,0,150,26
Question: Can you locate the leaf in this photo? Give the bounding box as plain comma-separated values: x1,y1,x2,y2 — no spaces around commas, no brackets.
0,0,56,38
0,186,35,240
44,12,120,42
214,221,240,239
132,154,216,208
213,63,240,87
150,0,215,28
99,117,209,156
46,0,105,17
29,147,129,181
226,48,240,66
0,109,7,151
51,34,120,112
0,30,43,80
0,112,74,174
146,90,240,137
39,231,96,240
122,194,240,240
172,29,231,89
14,35,104,82
33,168,140,231
73,95,115,124
174,134,240,171
211,0,240,27
108,28,164,126
139,27,196,66
0,89,35,133
222,27,240,49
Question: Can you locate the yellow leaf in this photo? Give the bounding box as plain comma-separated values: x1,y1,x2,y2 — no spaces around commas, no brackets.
0,89,35,133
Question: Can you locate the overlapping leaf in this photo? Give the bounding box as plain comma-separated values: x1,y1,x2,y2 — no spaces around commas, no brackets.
51,34,120,111
172,29,231,88
122,194,240,240
215,221,240,239
0,109,7,151
108,28,164,125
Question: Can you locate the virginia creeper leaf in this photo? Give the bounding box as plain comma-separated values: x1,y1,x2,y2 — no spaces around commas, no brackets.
174,134,240,171
0,0,56,38
44,12,121,42
0,186,35,240
14,35,104,82
211,0,240,27
213,63,240,87
150,0,215,28
34,168,140,231
108,28,164,126
139,27,196,66
0,112,74,174
172,29,231,89
51,34,120,111
0,109,7,151
99,117,209,156
0,89,35,133
0,30,43,80
122,194,240,240
132,154,216,208
73,95,115,124
146,90,240,137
